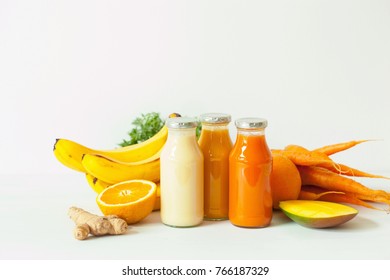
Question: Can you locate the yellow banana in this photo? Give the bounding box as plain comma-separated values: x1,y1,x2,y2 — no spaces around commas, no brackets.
53,125,167,173
82,154,161,184
53,113,181,172
53,139,91,172
85,173,112,194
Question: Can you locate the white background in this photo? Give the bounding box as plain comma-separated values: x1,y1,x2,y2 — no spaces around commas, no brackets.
1,0,390,264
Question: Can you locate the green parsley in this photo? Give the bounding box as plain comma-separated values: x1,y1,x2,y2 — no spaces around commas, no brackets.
119,112,164,147
119,112,202,147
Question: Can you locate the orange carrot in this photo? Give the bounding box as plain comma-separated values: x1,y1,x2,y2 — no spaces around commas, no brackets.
298,185,345,199
322,163,390,179
298,166,390,205
279,145,340,170
299,185,383,210
281,144,389,179
280,145,332,165
312,140,371,155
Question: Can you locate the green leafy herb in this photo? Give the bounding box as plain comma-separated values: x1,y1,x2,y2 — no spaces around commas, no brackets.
195,118,202,139
119,112,164,147
119,112,202,147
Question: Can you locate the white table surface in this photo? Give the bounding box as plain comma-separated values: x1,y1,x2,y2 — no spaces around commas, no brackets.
1,172,390,260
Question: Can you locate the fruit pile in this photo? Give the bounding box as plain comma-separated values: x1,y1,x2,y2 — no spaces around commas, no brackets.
54,113,180,228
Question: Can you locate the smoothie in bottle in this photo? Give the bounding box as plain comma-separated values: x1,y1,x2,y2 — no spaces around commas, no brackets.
229,118,273,228
198,113,232,220
160,117,204,227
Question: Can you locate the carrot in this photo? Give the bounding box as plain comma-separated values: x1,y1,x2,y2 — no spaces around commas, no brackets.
298,186,345,200
298,166,390,205
312,140,371,155
281,143,389,179
299,185,384,211
322,163,390,179
279,145,340,170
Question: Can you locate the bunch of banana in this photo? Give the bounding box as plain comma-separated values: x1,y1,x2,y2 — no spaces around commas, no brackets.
53,124,168,173
53,113,181,209
81,152,161,184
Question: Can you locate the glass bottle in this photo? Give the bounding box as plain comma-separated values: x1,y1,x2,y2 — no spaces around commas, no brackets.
229,118,273,228
160,117,204,227
198,113,232,220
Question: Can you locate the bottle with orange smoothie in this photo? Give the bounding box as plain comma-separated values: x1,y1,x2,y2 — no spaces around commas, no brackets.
229,118,273,228
198,113,233,220
160,117,204,227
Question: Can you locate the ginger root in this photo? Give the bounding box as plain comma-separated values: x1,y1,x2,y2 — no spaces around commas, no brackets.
68,207,128,240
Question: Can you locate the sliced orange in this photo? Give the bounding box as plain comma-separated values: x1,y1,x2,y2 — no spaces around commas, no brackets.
96,179,157,224
153,182,161,211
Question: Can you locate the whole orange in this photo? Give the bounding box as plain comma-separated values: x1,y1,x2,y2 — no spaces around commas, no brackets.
270,153,302,209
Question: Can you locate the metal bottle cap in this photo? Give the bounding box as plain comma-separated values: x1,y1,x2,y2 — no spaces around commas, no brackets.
235,118,268,129
199,113,231,124
165,117,198,129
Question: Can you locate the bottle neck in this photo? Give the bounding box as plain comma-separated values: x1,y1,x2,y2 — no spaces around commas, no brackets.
201,123,230,131
167,127,197,140
236,128,265,137
233,127,271,162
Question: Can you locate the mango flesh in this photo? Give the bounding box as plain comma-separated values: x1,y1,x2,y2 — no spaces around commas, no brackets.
279,200,358,228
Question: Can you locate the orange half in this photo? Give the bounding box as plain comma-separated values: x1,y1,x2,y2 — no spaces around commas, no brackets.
96,179,157,224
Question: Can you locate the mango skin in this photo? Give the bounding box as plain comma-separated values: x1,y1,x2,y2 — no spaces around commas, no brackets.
279,200,358,228
281,211,357,228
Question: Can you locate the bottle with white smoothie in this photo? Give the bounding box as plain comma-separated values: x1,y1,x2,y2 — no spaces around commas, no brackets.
160,117,204,227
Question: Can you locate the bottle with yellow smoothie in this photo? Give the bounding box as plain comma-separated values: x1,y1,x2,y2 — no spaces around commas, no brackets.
160,117,204,227
198,113,232,220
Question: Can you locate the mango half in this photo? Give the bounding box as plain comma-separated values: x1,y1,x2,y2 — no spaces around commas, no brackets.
279,200,358,228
